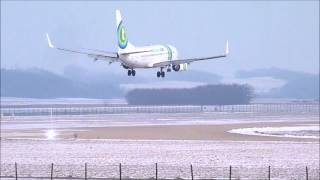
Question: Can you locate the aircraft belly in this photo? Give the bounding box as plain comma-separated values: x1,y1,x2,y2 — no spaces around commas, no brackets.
121,57,151,68
140,54,168,68
119,45,174,69
121,53,167,68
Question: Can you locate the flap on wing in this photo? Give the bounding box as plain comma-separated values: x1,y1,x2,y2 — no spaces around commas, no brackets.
152,54,227,67
81,48,118,56
152,41,229,67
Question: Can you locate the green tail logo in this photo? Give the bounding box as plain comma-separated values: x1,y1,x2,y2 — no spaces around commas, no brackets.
117,21,128,49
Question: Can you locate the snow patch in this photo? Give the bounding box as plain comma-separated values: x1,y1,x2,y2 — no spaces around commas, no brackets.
228,126,319,139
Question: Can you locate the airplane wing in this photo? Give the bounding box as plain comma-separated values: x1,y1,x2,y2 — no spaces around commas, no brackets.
46,33,119,63
153,41,229,67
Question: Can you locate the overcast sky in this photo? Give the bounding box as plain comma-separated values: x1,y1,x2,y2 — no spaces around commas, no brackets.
1,1,319,77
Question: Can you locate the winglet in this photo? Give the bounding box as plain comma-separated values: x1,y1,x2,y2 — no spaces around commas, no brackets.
225,40,229,56
46,33,54,48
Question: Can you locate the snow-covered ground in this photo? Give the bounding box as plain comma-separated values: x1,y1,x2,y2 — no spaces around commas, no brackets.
1,139,319,179
229,125,320,139
1,109,319,179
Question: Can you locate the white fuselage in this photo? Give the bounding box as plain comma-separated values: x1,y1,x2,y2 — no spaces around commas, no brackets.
46,9,228,78
119,45,178,68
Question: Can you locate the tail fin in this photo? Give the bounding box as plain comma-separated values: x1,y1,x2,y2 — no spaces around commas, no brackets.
116,10,134,52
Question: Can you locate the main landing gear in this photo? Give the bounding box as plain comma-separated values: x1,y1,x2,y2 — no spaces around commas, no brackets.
157,67,165,78
128,69,136,76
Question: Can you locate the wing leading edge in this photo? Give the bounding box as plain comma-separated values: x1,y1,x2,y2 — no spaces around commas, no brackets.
153,41,229,67
46,33,119,62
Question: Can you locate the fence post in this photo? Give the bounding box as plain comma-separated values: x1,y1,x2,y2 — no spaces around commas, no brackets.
268,166,271,180
15,162,18,180
155,163,158,180
306,166,308,180
229,165,232,180
119,163,122,180
50,108,53,119
85,163,87,180
51,163,54,180
190,164,194,180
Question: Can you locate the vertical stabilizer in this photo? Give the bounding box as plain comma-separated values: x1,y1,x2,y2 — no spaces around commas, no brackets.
116,10,134,52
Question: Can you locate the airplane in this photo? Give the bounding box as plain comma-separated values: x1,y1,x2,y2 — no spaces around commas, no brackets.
46,10,229,78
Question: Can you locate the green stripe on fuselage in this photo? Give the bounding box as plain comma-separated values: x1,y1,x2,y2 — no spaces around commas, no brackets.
163,45,172,61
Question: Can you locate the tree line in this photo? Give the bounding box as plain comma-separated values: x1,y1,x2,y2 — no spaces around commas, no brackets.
125,84,254,105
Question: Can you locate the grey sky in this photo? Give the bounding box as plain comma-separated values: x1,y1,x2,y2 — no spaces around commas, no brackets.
1,1,319,77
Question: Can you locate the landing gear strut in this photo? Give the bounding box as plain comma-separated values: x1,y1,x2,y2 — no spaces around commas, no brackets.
128,69,136,76
167,65,171,72
157,67,165,78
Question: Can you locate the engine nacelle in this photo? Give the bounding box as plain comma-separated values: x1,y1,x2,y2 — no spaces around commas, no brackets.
172,63,188,72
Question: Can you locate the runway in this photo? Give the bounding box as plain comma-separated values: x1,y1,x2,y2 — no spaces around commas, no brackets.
2,121,319,141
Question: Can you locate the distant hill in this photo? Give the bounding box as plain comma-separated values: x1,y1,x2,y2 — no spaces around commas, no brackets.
2,67,317,100
236,68,319,99
1,68,122,98
159,70,221,84
62,65,222,85
0,67,223,99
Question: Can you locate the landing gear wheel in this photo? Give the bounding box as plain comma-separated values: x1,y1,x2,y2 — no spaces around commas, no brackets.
157,71,161,78
167,68,171,72
128,70,132,76
161,71,165,78
132,70,136,76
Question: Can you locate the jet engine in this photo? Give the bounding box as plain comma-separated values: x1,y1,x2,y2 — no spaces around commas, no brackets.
172,63,188,71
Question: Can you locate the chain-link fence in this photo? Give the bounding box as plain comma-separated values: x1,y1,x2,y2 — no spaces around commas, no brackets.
1,103,319,117
1,163,319,180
